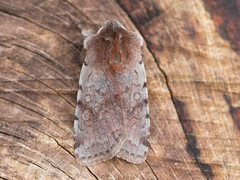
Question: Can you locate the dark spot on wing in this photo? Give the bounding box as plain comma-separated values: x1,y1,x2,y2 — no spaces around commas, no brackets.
96,88,101,94
143,82,147,88
144,99,148,104
142,139,149,146
74,137,84,149
77,100,82,106
145,113,149,118
134,70,138,76
88,70,93,79
79,85,82,91
125,86,129,92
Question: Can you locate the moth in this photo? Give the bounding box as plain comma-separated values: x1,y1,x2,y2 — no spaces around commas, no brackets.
74,20,150,165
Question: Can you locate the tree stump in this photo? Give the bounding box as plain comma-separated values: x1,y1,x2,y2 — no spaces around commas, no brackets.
0,0,239,179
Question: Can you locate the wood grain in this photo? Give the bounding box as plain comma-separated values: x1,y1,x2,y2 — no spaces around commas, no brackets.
0,0,239,179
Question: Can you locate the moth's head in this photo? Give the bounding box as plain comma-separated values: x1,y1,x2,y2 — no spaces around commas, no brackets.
84,19,143,50
98,19,143,46
97,19,126,34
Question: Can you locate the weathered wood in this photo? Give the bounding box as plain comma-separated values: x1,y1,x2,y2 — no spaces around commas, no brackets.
0,0,239,179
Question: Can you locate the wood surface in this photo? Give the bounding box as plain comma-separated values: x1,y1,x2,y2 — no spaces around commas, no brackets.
0,0,239,179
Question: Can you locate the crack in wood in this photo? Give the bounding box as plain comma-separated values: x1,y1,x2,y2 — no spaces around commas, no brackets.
26,127,100,180
0,97,67,134
85,166,99,180
0,43,64,71
25,160,46,171
0,9,81,52
52,137,75,158
7,65,75,108
0,176,8,180
28,125,74,159
0,130,25,141
153,59,215,179
27,126,98,180
12,158,29,166
62,0,95,25
15,44,65,72
46,160,74,180
148,143,156,155
145,160,158,180
109,160,125,178
27,125,98,180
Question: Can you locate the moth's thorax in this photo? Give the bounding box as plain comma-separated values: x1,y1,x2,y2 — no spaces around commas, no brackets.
84,20,142,71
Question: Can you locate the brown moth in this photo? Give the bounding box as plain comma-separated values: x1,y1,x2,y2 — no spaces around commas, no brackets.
74,20,150,165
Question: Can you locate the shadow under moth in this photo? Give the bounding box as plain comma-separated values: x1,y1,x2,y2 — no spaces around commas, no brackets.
74,20,150,165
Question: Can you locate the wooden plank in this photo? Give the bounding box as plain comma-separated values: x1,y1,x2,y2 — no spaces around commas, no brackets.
0,0,239,179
